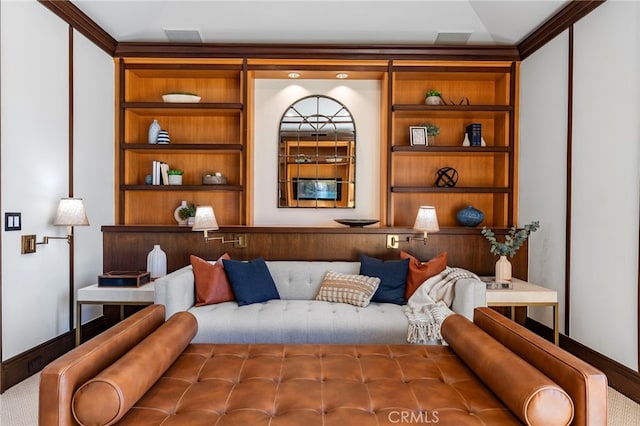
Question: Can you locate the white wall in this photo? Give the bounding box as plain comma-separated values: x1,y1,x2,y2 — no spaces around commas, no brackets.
1,1,114,359
571,1,639,369
520,1,640,369
519,31,569,330
73,31,115,325
253,79,381,225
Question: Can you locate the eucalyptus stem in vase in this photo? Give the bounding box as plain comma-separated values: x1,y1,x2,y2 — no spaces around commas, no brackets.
481,221,540,283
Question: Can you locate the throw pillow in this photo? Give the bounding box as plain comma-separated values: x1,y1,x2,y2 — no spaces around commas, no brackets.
401,251,447,299
221,258,280,306
315,270,381,307
359,253,410,305
191,254,234,306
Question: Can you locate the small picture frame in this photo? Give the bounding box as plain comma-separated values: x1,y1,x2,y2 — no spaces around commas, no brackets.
410,126,428,146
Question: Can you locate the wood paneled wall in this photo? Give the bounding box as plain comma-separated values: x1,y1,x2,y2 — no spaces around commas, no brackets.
102,225,528,278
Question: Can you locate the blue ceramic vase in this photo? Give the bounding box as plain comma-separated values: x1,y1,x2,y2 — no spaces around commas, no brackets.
456,205,484,227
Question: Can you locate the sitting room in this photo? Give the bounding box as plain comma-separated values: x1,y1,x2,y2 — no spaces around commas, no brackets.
1,1,639,425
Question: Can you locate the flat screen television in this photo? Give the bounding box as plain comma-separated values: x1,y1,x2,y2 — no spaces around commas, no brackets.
292,178,342,201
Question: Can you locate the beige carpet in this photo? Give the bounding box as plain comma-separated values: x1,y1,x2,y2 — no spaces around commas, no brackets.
0,372,638,425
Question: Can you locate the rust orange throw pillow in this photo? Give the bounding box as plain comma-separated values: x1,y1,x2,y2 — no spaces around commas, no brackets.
400,251,447,299
191,253,234,306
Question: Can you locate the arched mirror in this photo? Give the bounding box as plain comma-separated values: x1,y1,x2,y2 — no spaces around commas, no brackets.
278,95,356,208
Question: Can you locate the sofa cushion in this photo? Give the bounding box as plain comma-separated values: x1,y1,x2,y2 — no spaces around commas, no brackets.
188,299,412,344
401,251,447,299
71,311,197,426
359,254,409,305
222,258,280,306
191,254,234,306
315,270,380,307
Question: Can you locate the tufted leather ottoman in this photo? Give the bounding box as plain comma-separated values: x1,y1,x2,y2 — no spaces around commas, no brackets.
117,343,520,425
41,305,605,426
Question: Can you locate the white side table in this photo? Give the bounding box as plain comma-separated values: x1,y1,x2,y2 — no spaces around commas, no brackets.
485,278,559,345
76,282,155,346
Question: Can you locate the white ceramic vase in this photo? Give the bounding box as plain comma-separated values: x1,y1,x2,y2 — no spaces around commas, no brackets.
147,244,167,279
174,200,188,225
148,119,160,144
495,255,512,283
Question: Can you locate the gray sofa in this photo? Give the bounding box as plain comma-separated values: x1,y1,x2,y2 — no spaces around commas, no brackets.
154,260,486,344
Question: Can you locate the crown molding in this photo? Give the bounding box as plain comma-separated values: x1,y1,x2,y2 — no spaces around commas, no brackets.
113,43,520,61
518,0,605,60
37,0,117,56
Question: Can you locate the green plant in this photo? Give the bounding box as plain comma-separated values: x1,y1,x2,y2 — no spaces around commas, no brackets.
178,203,196,220
168,169,183,175
481,221,540,258
419,122,440,136
425,89,441,97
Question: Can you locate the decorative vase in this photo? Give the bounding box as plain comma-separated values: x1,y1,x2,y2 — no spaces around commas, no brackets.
462,133,471,146
148,119,160,144
427,135,436,145
156,130,170,144
495,255,512,284
456,205,484,227
174,200,188,225
146,245,167,279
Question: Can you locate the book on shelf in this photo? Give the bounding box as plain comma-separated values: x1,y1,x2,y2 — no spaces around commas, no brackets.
465,123,482,147
151,160,170,185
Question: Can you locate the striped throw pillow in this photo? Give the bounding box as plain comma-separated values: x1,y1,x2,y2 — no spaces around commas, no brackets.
316,271,381,307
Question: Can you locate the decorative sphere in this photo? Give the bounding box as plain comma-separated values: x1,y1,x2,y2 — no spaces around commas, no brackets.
456,205,484,227
435,167,458,187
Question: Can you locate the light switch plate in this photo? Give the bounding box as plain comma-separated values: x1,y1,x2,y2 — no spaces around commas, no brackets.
5,212,21,231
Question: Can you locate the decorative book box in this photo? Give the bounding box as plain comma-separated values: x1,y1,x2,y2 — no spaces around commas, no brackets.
98,271,151,287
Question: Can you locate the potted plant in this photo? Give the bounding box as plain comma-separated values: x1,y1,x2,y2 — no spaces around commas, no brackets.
167,169,183,185
419,122,440,144
178,203,196,225
481,221,540,283
425,89,444,105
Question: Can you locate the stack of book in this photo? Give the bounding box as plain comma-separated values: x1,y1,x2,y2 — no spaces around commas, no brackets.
151,160,170,185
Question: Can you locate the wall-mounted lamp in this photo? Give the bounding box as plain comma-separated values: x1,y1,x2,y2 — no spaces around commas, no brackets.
22,198,90,254
192,205,247,248
409,205,440,244
386,206,440,248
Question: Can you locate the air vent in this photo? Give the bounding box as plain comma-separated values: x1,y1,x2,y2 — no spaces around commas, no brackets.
435,32,472,45
163,28,202,43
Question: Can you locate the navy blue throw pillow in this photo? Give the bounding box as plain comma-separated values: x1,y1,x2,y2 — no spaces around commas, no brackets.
359,254,409,305
221,258,280,306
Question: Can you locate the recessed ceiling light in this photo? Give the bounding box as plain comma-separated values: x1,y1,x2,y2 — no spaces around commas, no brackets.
288,72,300,79
336,73,349,79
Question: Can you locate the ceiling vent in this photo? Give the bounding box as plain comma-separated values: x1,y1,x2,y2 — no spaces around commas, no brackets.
163,28,203,43
435,32,472,45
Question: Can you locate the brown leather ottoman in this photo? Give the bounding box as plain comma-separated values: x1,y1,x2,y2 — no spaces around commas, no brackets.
40,305,605,426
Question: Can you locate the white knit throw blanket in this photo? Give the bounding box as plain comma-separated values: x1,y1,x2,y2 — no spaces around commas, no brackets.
404,267,480,344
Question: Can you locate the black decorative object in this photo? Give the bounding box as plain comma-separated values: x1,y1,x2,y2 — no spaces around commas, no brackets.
334,219,379,227
456,205,484,227
435,167,458,187
465,123,482,146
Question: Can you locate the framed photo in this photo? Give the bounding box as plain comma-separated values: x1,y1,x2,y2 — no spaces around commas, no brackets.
410,126,428,146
